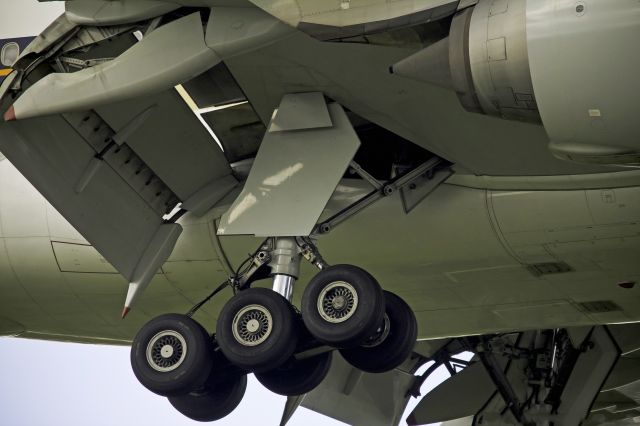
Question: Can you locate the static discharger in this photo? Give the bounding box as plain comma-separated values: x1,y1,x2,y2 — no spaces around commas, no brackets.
120,224,183,319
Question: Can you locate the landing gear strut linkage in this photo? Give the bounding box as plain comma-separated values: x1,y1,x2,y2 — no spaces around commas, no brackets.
315,156,447,235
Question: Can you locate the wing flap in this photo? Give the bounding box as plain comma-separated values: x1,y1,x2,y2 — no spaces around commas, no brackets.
0,114,167,280
95,89,232,201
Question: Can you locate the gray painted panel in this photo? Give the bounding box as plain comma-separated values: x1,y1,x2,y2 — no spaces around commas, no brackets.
249,0,455,30
65,1,179,26
268,92,332,132
0,115,164,281
224,30,625,176
218,102,360,236
52,241,118,274
302,353,413,426
11,13,220,120
96,89,232,201
526,1,640,162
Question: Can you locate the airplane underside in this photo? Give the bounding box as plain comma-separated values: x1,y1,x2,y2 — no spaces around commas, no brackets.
0,0,639,424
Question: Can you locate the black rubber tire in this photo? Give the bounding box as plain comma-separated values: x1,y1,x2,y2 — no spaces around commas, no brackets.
340,291,417,373
168,373,247,422
216,288,298,373
130,313,213,396
255,351,333,396
301,264,384,347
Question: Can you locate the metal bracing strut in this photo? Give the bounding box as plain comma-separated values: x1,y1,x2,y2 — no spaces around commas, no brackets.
315,156,448,234
469,337,533,426
230,237,328,298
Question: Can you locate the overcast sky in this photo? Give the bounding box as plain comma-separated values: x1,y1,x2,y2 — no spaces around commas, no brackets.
0,0,63,39
0,2,450,425
0,337,454,426
0,337,347,426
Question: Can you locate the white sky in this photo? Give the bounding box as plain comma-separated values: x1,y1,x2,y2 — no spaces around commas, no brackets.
0,338,345,426
0,0,63,39
0,2,453,425
0,337,454,426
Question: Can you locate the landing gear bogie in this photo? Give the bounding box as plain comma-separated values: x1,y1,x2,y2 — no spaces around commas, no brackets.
129,236,420,424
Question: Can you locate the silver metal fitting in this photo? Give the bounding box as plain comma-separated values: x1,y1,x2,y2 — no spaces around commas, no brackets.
272,274,295,301
269,238,302,301
268,237,301,278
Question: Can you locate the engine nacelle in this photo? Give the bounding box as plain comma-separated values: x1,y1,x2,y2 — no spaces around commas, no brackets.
391,0,640,165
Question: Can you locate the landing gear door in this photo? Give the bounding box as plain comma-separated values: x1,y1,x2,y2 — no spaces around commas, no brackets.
218,93,361,237
555,326,620,425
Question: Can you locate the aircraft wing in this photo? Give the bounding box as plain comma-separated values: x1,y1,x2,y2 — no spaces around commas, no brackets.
245,0,460,40
0,11,247,313
0,2,447,314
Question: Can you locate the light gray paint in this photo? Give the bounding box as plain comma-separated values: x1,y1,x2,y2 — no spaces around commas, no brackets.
526,0,640,164
302,352,416,426
0,114,168,282
11,12,220,120
205,6,293,59
65,1,179,26
268,92,332,132
96,89,232,201
247,0,457,29
218,100,361,236
467,0,539,122
224,28,625,176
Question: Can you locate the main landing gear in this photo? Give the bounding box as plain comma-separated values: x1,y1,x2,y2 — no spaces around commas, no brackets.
130,237,417,422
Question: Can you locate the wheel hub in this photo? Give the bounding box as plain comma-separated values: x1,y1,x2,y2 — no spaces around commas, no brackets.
146,330,187,372
246,318,260,333
361,314,391,348
332,295,347,310
232,304,273,347
160,344,174,358
318,281,359,323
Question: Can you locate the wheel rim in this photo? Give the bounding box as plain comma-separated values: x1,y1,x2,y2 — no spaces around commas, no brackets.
361,314,391,348
317,281,359,323
232,304,273,346
146,330,188,372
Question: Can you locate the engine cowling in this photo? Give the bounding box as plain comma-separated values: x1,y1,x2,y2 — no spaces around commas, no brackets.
391,0,640,165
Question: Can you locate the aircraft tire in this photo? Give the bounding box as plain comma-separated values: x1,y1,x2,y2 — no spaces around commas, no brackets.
168,373,247,422
255,350,333,396
130,313,214,396
340,291,417,373
216,287,298,373
301,264,384,347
